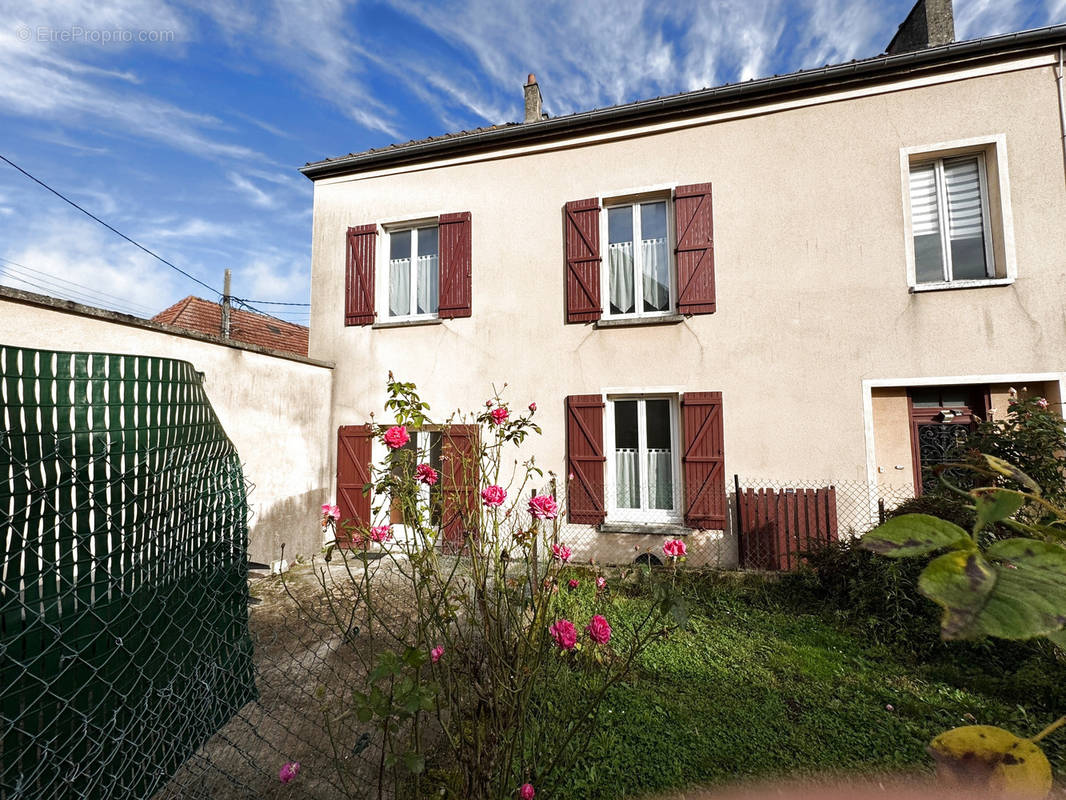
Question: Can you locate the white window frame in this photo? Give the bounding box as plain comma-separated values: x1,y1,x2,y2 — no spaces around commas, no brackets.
599,197,676,320
377,220,440,321
900,134,1016,292
603,394,682,524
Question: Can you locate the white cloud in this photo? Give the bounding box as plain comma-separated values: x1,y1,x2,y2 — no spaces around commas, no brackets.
1044,0,1066,23
227,172,278,209
954,0,1026,40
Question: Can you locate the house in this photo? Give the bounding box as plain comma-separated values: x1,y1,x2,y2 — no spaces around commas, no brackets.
153,295,309,357
301,0,1066,566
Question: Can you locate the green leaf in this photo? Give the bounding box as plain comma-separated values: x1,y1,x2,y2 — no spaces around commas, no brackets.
402,646,428,668
1045,628,1066,652
921,539,1066,640
974,490,1026,532
352,732,371,756
861,514,971,558
402,752,426,774
982,454,1041,494
918,550,997,639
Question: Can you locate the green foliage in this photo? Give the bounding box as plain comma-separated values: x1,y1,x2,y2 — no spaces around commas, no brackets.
960,394,1066,505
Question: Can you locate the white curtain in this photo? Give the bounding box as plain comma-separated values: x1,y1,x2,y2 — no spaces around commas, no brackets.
647,448,673,510
641,238,669,311
608,242,634,313
615,448,639,508
416,254,439,314
389,257,410,316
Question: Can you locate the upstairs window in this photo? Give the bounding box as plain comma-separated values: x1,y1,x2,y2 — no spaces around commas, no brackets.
605,201,672,317
909,154,994,285
388,225,439,319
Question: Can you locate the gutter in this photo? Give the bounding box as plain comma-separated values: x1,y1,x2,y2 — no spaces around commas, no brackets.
1058,47,1066,187
301,24,1066,181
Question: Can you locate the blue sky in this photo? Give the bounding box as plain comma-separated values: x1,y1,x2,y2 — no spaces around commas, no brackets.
1,0,1063,324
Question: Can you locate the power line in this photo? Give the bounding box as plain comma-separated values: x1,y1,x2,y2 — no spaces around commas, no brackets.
236,298,311,307
0,267,152,318
0,256,158,315
0,153,221,298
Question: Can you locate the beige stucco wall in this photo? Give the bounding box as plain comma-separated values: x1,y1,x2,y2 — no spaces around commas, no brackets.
870,388,916,495
0,294,334,564
308,58,1066,564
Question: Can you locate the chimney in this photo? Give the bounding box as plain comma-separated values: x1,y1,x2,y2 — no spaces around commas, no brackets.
887,0,955,55
524,73,544,123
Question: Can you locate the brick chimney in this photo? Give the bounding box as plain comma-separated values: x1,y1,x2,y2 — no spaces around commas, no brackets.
887,0,955,54
524,73,544,123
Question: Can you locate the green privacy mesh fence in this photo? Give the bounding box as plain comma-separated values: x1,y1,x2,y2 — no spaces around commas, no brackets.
1,345,255,799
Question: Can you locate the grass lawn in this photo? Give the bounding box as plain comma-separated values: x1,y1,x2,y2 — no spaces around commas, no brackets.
543,570,1066,799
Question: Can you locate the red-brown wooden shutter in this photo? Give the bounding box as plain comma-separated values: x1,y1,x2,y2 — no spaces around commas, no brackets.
440,424,480,551
566,395,606,524
438,212,472,319
674,184,716,315
564,199,602,323
681,392,726,529
336,425,373,546
345,224,377,326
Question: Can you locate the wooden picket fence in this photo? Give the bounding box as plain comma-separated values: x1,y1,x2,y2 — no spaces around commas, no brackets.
736,485,838,570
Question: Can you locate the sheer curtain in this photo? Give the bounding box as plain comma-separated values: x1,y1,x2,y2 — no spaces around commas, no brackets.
608,242,634,314
641,237,669,311
646,448,673,510
615,448,639,509
416,253,439,314
389,257,410,316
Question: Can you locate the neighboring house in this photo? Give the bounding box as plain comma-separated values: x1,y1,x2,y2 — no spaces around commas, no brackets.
153,295,309,357
301,0,1066,566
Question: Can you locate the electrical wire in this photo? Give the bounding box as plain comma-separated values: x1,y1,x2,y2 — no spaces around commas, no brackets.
0,256,158,315
0,153,222,297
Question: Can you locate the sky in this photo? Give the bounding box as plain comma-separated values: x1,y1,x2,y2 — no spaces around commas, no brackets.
1,0,1063,325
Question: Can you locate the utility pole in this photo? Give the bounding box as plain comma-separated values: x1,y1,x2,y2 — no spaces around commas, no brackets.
221,269,232,339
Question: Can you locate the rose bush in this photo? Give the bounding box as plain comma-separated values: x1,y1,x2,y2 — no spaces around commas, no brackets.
306,376,682,800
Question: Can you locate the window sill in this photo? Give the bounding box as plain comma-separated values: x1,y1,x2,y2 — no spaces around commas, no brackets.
372,317,443,329
910,277,1014,293
594,314,685,329
598,522,689,536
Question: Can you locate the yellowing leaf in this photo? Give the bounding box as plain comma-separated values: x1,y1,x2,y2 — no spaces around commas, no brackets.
983,455,1041,494
930,725,1051,800
918,550,996,639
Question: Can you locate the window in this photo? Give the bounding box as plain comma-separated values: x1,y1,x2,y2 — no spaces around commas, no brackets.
909,155,993,284
389,429,443,527
901,136,1015,291
388,225,439,318
606,396,680,522
604,201,673,317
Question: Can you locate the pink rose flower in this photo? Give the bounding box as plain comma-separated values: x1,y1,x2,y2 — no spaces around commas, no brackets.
481,485,507,507
551,543,572,562
528,402,537,413
596,576,607,591
663,538,687,558
431,646,444,663
519,783,535,799
529,494,559,520
567,578,579,590
490,406,509,426
1037,397,1049,409
886,703,894,711
279,761,300,784
370,525,392,543
586,614,612,645
549,619,577,650
416,463,439,485
383,425,410,449
321,503,340,520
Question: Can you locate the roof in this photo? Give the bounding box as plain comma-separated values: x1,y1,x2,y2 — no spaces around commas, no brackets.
301,23,1066,180
152,296,309,357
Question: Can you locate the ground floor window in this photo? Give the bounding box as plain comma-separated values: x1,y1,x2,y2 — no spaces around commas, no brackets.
390,429,443,526
607,396,680,522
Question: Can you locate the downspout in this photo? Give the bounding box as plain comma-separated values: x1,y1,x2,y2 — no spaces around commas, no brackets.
1058,48,1066,188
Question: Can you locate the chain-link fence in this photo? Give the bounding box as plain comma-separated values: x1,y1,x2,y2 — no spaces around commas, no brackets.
1,346,254,799
732,476,914,570
525,477,915,572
